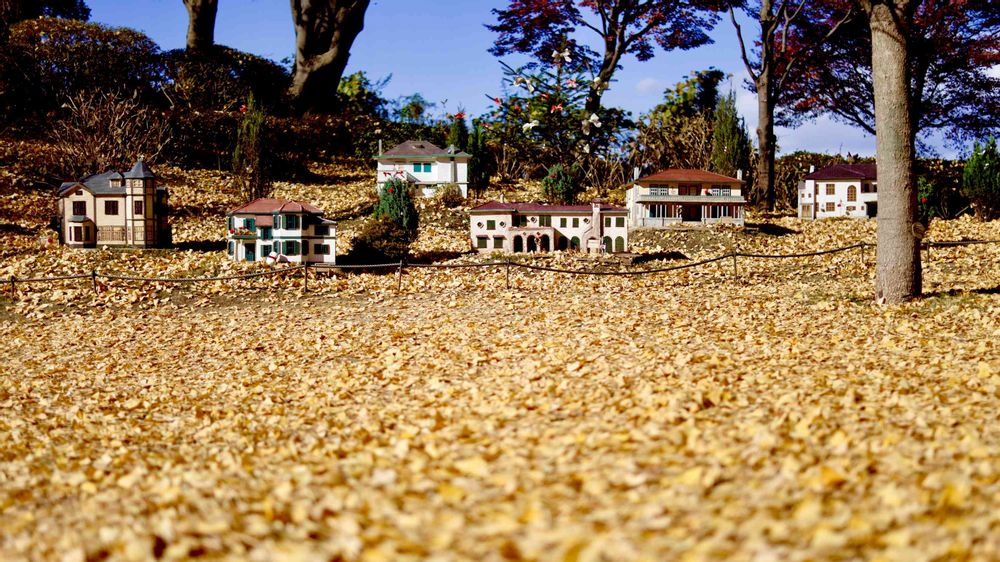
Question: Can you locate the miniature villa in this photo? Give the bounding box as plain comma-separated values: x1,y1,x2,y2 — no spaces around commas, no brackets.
376,140,471,198
798,163,878,219
57,160,171,248
469,201,629,253
625,169,746,227
226,199,336,264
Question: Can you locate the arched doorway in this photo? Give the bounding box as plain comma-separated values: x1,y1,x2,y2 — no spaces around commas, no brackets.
540,235,550,252
570,236,580,250
513,236,523,253
603,236,612,253
614,236,625,253
557,236,568,251
527,236,537,253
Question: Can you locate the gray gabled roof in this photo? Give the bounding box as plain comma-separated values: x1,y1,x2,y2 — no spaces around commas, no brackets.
378,139,471,159
124,160,156,179
58,171,126,196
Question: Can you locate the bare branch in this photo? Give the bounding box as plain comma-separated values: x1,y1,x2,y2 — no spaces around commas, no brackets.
730,6,760,83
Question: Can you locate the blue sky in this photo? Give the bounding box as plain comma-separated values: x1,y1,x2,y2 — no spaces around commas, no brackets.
87,0,893,157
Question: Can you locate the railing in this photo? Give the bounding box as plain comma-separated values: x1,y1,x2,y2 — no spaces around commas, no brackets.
4,239,999,299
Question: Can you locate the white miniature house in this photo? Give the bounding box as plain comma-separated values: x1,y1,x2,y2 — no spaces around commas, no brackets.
625,169,746,227
226,199,336,264
376,140,471,198
798,163,878,219
469,201,629,253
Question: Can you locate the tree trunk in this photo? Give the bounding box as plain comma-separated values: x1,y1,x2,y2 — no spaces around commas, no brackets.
868,1,920,302
183,0,218,52
289,0,370,115
756,76,776,211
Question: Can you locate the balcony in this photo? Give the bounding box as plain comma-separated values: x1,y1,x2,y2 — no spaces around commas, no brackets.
636,194,746,204
228,227,257,239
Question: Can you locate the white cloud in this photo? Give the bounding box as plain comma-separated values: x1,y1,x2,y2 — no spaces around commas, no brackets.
635,77,667,95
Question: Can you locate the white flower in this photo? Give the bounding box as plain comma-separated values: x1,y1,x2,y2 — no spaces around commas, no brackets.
582,143,591,154
522,120,540,133
581,113,602,136
552,49,571,63
512,76,536,93
592,77,607,91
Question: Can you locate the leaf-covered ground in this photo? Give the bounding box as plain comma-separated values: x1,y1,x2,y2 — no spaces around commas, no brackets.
1,157,999,561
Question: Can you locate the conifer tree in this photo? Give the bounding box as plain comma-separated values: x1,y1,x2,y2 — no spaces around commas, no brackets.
710,91,753,180
962,137,1000,221
232,94,271,201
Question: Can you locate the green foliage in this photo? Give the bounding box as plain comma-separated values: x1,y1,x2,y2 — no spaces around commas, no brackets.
962,137,1000,221
447,112,469,152
395,93,435,124
374,178,419,236
6,17,164,115
652,68,726,119
162,46,290,112
233,94,271,201
710,91,753,181
542,164,580,204
467,119,493,196
350,216,412,263
336,71,390,118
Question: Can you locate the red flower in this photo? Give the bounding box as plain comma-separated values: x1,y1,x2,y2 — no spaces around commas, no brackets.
239,104,248,114
921,197,928,203
493,97,502,105
388,187,394,193
455,111,466,119
540,93,550,100
550,103,564,113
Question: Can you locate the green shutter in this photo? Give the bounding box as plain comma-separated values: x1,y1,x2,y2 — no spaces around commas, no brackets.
616,217,624,227
413,163,421,173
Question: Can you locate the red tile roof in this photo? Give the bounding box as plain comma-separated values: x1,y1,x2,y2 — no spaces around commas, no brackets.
229,198,324,215
470,201,626,213
636,169,744,184
805,163,877,180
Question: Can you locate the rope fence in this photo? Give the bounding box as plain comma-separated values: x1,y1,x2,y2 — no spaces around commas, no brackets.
4,239,999,299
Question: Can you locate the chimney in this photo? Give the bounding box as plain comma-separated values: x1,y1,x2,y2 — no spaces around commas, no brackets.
736,169,743,181
633,166,641,181
378,139,383,155
809,165,816,173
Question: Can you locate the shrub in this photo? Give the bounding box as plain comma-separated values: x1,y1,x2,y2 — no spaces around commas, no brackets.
438,183,464,208
233,94,271,201
374,178,418,236
542,164,580,204
350,216,412,263
161,47,290,113
6,18,164,115
962,137,1000,221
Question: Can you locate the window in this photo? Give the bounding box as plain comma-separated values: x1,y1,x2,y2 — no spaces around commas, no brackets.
604,217,611,227
260,227,272,240
493,237,504,249
423,163,431,173
487,220,496,230
826,184,836,195
616,217,624,228
314,244,330,255
105,201,119,215
649,186,670,196
539,215,551,227
134,200,144,216
228,217,234,229
284,241,299,255
261,244,272,256
228,241,234,255
477,236,488,249
846,206,856,211
413,163,421,173
517,215,528,227
572,217,579,228
847,185,857,202
710,186,732,196
826,202,835,212
560,218,567,228
285,215,299,230
861,183,872,193
72,226,83,241
72,201,86,216
244,217,255,230
570,236,580,250
314,224,329,236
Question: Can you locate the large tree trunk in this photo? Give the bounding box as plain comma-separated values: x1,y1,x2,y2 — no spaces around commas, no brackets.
756,76,776,211
183,0,218,52
289,0,370,115
868,1,920,302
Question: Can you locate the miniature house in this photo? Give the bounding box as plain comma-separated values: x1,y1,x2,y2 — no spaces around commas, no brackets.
376,140,471,198
469,201,629,253
625,169,746,227
57,160,171,248
798,163,878,219
226,199,336,264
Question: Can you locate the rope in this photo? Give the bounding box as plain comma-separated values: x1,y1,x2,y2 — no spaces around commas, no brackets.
10,273,92,283
511,254,732,276
735,243,865,259
98,266,306,283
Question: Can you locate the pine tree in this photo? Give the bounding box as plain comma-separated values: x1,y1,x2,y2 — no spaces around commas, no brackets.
374,177,418,237
962,137,1000,221
710,91,752,180
467,120,493,197
232,94,271,201
446,111,469,152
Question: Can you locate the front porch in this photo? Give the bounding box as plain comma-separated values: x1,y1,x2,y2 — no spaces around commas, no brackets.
639,201,745,227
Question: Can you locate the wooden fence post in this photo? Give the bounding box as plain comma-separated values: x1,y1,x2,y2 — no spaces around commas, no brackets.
91,270,98,294
9,275,15,299
303,264,309,293
506,260,511,290
397,260,404,292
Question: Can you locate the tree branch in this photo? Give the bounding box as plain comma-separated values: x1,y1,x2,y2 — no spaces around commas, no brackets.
730,6,760,82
